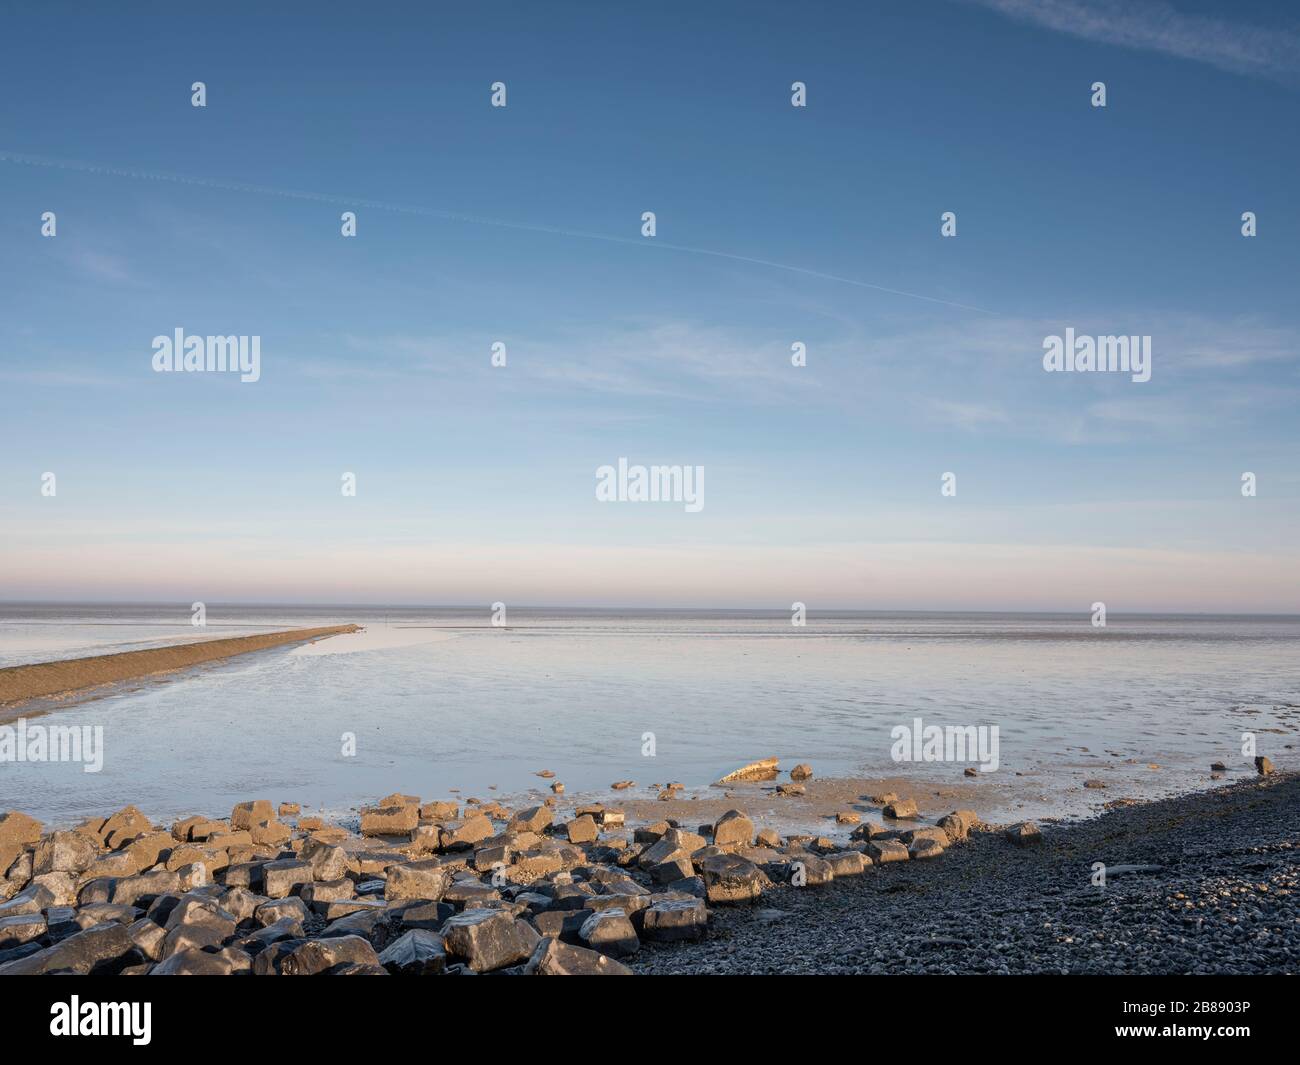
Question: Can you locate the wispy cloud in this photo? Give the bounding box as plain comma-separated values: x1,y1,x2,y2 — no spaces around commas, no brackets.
0,149,994,313
74,250,135,284
316,322,826,403
287,312,1298,444
0,369,120,388
964,0,1300,84
928,399,1009,429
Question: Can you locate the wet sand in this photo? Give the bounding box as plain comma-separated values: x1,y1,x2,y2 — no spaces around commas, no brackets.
0,625,359,716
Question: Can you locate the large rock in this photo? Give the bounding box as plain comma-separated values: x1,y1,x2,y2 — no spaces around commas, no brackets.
222,862,265,890
0,811,41,874
377,929,447,974
523,937,633,975
1256,756,1274,776
170,815,222,842
262,860,312,899
32,871,79,906
507,806,553,834
712,810,754,849
443,880,502,907
88,851,140,879
281,934,381,975
824,850,868,876
410,825,441,852
150,948,236,975
316,898,384,922
360,804,419,837
716,758,779,783
78,903,142,927
161,894,237,957
1004,822,1042,846
99,805,153,849
472,843,512,871
0,811,42,848
900,826,949,847
165,845,228,874
3,849,31,884
76,879,115,905
33,831,98,875
300,839,349,882
640,897,708,942
699,853,769,903
328,962,389,975
514,851,564,878
533,910,588,943
385,860,452,902
909,837,945,860
300,879,355,905
162,919,231,957
255,897,309,927
564,816,598,845
111,870,180,908
441,910,539,972
638,836,691,872
240,916,304,953
230,800,275,831
0,883,55,919
250,820,292,847
164,893,235,930
221,887,268,922
578,909,639,957
439,815,493,850
866,839,909,864
646,851,694,886
883,799,919,819
127,918,167,961
0,922,134,975
937,812,973,842
786,854,835,885
396,900,455,931
0,913,46,949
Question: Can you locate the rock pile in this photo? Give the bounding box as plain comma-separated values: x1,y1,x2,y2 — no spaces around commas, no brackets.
0,790,997,976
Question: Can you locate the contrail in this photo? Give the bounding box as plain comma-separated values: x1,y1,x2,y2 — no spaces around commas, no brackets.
1,148,995,314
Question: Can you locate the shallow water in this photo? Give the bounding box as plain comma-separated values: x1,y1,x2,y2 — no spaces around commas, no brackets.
1,603,1297,826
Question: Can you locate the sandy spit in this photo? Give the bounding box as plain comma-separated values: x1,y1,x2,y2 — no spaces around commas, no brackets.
0,625,360,713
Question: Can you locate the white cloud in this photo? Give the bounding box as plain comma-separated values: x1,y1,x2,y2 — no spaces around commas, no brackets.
964,0,1300,84
928,399,1009,429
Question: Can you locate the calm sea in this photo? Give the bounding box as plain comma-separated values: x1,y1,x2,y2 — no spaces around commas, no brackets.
1,603,1297,826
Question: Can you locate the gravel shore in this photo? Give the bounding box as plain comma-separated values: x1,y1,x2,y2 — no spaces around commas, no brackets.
632,772,1300,975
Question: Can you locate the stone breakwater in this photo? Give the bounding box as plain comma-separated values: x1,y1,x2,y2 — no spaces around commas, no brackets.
0,625,362,712
0,766,1018,975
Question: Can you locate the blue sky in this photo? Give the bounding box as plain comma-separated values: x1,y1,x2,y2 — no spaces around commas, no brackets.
1,0,1297,610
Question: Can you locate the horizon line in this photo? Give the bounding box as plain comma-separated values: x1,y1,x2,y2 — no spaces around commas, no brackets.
1,599,1297,619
